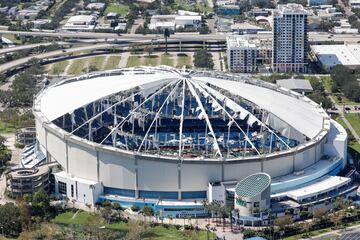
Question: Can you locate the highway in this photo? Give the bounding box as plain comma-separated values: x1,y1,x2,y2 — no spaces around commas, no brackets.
0,43,122,73
0,42,70,55
1,30,360,43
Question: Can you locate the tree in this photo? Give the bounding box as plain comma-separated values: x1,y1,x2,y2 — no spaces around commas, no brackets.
131,205,140,212
334,197,346,211
125,220,147,240
144,45,154,57
112,202,122,211
164,28,170,54
84,213,104,239
313,208,329,225
31,188,51,219
193,49,214,69
0,203,22,237
274,215,293,238
142,205,154,222
100,207,113,224
330,211,343,229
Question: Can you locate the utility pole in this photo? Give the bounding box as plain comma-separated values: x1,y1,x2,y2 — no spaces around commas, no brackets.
164,28,170,54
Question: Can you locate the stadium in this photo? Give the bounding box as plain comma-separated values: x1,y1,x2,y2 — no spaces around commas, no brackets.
33,66,352,219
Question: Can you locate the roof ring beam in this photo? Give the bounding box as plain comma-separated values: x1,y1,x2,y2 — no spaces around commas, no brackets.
186,79,222,158
189,79,261,157
100,78,179,145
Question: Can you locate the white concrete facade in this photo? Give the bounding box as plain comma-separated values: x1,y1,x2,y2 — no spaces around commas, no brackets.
54,171,103,206
32,68,346,206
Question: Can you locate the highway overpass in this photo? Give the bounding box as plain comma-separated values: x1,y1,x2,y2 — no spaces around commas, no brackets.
1,30,360,43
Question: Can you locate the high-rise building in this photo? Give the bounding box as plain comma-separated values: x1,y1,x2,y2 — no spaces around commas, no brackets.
272,4,308,73
227,36,271,73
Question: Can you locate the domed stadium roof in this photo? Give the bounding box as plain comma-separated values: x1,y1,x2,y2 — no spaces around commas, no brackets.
235,173,271,198
34,66,327,159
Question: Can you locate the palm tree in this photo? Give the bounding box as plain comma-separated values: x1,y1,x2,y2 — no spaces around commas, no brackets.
219,205,228,232
202,200,210,222
229,208,233,232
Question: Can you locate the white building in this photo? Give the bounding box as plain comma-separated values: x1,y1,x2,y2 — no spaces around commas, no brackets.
86,2,106,11
307,0,333,6
311,44,360,71
349,0,360,9
227,36,259,73
54,171,103,206
272,4,309,73
332,19,358,34
62,15,97,32
149,14,202,31
234,173,271,217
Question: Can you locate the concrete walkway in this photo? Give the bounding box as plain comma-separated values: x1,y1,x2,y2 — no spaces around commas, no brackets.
118,49,130,68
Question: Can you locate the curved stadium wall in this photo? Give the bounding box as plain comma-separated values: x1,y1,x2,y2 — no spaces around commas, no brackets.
33,67,337,201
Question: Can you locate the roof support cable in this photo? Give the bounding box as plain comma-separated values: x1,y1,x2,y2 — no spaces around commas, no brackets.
178,79,186,158
100,79,180,145
71,91,141,135
70,79,173,135
186,79,222,158
189,79,261,157
137,81,181,153
195,80,290,151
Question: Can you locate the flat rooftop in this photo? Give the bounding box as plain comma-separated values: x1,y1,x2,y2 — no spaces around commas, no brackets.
287,176,351,201
276,79,313,92
274,4,308,15
311,44,360,67
226,35,271,49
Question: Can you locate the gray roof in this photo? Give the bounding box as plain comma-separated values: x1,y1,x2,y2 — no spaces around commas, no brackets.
235,173,271,198
276,79,313,92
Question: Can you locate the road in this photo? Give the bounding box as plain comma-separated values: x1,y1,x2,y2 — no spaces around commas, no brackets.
1,30,360,43
0,41,70,55
0,43,125,73
309,223,360,240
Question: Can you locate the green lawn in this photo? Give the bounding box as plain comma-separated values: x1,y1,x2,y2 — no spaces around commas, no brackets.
176,54,191,68
53,211,214,240
0,121,16,133
104,56,121,70
67,58,88,75
48,61,69,75
160,54,174,66
126,55,142,67
332,93,358,105
318,76,358,105
104,4,130,17
319,76,333,93
345,113,360,137
87,56,107,70
144,55,159,66
53,211,93,225
173,0,212,13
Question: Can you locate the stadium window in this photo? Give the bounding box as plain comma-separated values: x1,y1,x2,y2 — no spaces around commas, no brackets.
71,184,74,198
58,181,67,195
